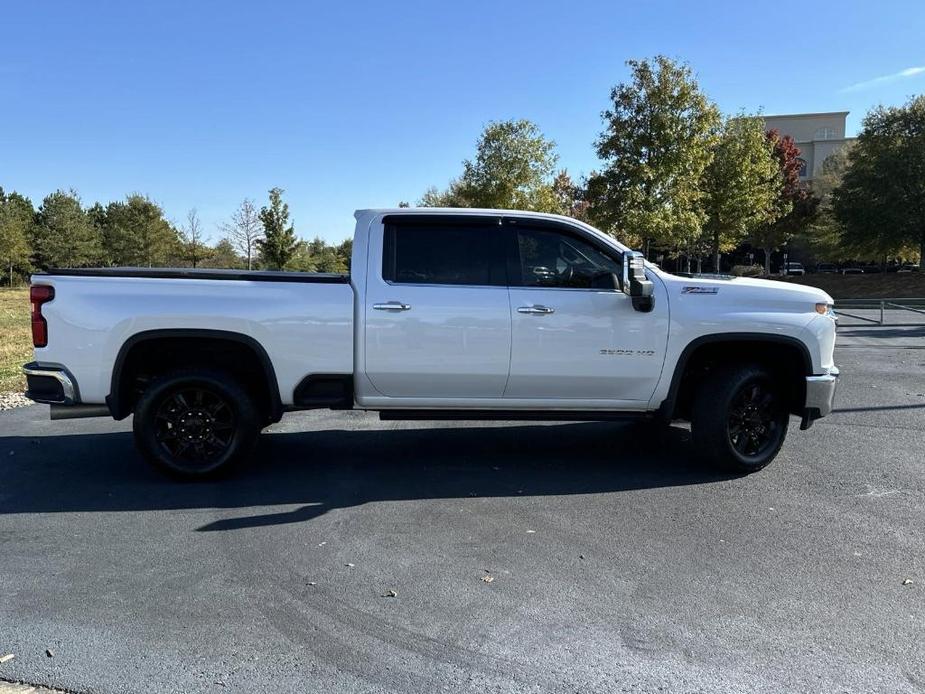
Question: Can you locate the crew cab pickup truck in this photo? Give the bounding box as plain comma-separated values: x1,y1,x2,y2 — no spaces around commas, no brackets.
24,209,839,478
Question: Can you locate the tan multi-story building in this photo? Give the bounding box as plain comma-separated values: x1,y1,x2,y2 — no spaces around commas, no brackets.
762,111,855,181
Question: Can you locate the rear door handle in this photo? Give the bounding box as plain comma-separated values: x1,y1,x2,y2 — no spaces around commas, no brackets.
373,301,412,311
517,305,554,314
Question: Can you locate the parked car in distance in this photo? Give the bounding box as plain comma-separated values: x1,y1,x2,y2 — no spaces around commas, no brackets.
815,263,838,274
783,262,805,276
841,267,864,275
23,208,839,479
898,263,921,273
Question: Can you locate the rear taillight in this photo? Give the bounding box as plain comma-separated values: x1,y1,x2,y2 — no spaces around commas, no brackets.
30,285,55,348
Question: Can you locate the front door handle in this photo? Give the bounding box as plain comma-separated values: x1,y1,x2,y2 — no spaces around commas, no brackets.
373,301,412,311
517,305,555,314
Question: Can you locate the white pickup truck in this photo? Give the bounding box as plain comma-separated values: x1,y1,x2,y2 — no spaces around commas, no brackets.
24,208,838,478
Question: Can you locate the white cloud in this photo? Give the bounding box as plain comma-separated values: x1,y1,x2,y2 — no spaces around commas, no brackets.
840,65,925,93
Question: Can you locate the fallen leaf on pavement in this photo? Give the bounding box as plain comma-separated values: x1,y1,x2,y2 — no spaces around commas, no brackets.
481,575,495,583
902,578,913,585
382,589,397,598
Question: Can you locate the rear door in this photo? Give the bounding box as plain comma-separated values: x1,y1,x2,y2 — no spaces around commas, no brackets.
364,215,512,398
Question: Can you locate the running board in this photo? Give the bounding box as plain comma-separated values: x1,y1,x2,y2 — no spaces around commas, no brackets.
378,410,649,422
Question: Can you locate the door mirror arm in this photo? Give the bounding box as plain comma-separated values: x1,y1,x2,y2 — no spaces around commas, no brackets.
622,251,655,312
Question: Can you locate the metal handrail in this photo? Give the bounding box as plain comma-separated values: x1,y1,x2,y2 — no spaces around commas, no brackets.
835,298,925,326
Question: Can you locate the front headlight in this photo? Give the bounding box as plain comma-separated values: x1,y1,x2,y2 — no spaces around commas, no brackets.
815,302,837,321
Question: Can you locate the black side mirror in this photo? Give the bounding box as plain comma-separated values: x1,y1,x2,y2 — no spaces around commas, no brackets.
590,271,620,291
622,250,654,312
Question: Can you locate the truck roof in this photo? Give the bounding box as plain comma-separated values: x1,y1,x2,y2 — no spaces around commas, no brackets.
354,207,585,224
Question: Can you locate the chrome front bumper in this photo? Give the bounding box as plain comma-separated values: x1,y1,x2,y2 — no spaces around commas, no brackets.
801,366,839,429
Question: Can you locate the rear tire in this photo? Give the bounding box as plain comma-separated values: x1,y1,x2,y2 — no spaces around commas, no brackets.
690,364,789,474
132,369,260,480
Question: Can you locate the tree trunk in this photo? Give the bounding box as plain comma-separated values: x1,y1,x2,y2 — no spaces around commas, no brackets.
685,255,692,273
764,249,772,276
712,231,720,274
920,232,925,270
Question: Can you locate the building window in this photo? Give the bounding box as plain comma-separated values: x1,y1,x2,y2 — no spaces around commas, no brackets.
814,127,837,140
796,158,808,177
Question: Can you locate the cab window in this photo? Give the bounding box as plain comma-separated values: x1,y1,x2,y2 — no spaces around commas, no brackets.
382,221,507,286
514,227,621,288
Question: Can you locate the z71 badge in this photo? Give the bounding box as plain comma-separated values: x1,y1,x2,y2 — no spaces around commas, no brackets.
682,286,719,294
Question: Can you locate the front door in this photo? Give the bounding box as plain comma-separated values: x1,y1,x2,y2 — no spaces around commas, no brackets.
505,223,667,403
364,216,512,398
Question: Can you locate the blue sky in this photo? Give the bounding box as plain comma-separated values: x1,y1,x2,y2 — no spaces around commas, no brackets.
2,0,924,243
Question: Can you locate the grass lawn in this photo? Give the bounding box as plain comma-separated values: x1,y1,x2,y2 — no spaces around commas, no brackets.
0,288,31,393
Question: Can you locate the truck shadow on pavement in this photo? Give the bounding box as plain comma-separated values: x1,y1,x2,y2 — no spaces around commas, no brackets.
0,420,730,531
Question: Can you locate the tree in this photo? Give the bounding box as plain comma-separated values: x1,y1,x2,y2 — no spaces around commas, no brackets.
221,198,263,270
0,188,34,286
200,238,244,269
701,115,783,272
587,56,721,255
417,181,467,207
179,208,207,267
551,170,589,219
335,238,353,271
834,95,925,267
419,119,561,211
32,190,102,269
101,194,180,267
748,130,819,274
257,187,299,270
797,149,850,263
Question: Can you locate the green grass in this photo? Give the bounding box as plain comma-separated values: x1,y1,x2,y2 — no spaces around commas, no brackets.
0,288,31,393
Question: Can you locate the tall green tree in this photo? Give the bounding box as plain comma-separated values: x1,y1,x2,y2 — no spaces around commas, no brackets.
587,56,720,253
0,188,34,286
102,194,180,267
834,95,925,266
32,190,102,269
796,149,850,263
257,187,299,270
551,170,588,219
701,115,783,272
419,119,561,211
750,130,818,274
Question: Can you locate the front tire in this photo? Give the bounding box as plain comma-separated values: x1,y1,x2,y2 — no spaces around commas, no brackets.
132,369,260,479
691,364,789,474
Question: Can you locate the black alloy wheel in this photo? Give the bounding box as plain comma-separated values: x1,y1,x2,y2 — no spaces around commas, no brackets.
691,364,790,473
726,380,783,459
154,387,236,467
133,369,260,479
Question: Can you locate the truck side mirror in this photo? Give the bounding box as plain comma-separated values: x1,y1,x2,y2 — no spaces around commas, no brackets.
590,271,620,291
622,250,654,312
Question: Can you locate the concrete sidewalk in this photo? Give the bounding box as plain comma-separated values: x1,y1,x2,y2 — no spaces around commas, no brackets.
1,681,67,694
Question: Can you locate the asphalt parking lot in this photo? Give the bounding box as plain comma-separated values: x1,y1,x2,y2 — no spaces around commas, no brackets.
1,327,924,694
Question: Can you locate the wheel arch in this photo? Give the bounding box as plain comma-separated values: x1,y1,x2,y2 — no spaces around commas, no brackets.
659,333,812,421
107,329,283,423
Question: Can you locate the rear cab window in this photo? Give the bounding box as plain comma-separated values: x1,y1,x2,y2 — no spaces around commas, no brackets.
382,218,507,286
